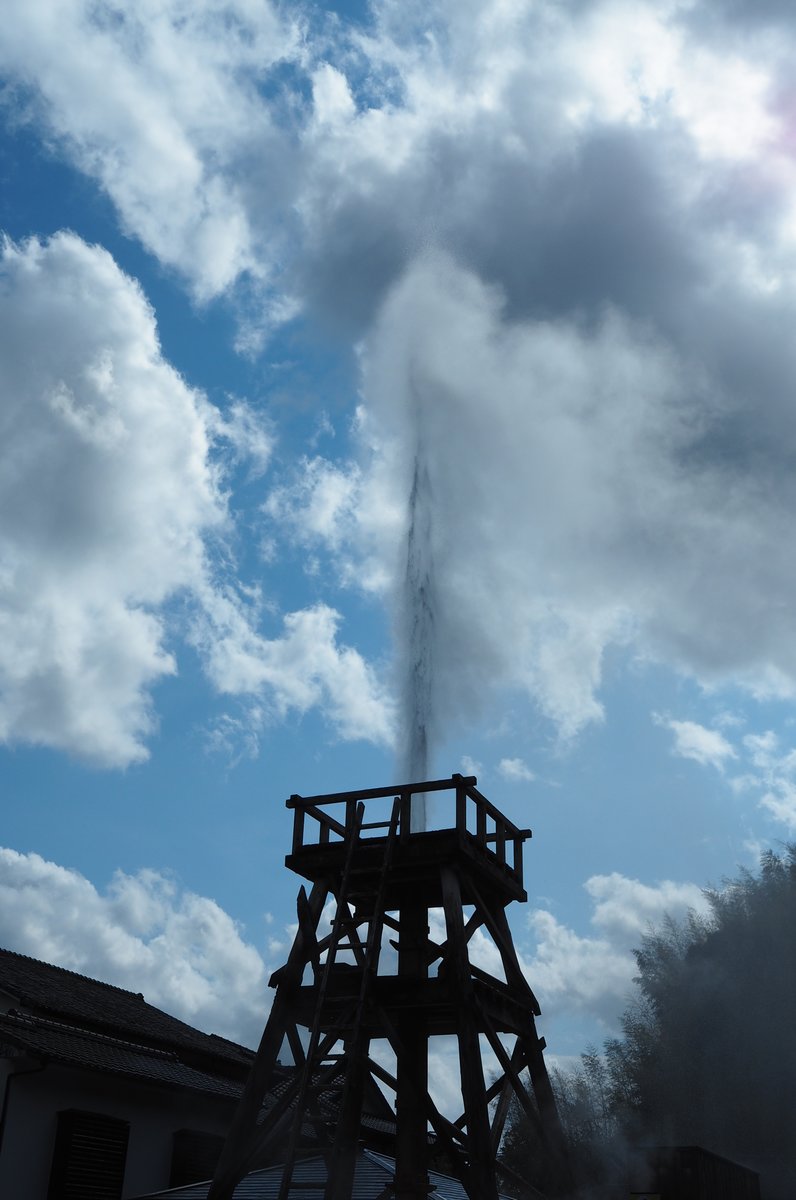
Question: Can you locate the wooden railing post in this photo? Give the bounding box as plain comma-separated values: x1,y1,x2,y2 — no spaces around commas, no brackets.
476,797,486,847
512,837,523,886
399,790,412,842
495,820,506,867
291,800,305,856
455,784,466,843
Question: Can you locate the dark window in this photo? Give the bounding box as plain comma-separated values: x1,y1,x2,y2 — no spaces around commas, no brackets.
47,1109,129,1200
169,1128,225,1188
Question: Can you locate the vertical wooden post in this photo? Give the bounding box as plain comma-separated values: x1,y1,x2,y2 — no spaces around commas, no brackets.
455,783,466,842
291,803,305,856
523,1034,575,1194
512,835,523,887
395,901,430,1200
399,790,412,843
324,1030,370,1200
440,866,499,1200
208,880,328,1200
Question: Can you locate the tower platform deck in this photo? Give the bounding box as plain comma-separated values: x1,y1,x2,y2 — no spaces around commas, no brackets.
285,774,531,908
292,970,537,1039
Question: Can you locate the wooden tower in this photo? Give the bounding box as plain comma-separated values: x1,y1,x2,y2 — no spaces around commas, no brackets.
208,774,572,1200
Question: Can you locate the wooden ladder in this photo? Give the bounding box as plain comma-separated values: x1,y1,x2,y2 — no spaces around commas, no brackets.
275,797,400,1200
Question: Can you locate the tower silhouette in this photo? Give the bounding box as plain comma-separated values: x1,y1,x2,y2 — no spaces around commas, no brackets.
208,774,572,1200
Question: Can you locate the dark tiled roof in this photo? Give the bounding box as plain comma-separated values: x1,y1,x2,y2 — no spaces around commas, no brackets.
136,1148,509,1200
0,1011,242,1099
0,947,252,1074
359,1112,399,1137
0,949,400,1166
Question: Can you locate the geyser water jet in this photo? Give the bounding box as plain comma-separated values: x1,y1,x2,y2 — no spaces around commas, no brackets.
399,433,435,829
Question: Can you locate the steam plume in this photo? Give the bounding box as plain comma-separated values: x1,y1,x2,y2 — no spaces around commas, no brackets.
399,437,436,825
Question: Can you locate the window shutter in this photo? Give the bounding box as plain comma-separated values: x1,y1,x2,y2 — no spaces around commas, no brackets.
47,1109,129,1200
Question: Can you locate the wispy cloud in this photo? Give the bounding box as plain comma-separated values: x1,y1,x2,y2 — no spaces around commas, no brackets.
460,755,482,778
656,713,796,832
656,715,738,771
735,731,796,831
498,757,536,783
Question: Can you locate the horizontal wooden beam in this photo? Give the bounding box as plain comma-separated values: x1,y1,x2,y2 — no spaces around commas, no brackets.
288,775,477,808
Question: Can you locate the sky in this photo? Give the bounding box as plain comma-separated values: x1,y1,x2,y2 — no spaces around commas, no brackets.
3,0,796,1096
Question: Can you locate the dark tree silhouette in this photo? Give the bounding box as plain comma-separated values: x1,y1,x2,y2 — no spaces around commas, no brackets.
606,845,796,1198
497,1051,623,1198
498,846,796,1199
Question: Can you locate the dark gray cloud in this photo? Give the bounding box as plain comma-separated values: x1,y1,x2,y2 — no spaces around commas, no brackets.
682,0,796,35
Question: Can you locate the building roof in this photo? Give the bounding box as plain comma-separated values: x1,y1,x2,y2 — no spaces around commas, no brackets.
136,1148,510,1200
0,1010,243,1099
0,948,395,1142
0,947,253,1077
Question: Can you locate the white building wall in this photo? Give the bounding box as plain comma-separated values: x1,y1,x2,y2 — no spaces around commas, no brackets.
0,1059,235,1199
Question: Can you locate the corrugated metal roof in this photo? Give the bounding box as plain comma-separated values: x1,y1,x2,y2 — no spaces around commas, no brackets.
136,1148,511,1200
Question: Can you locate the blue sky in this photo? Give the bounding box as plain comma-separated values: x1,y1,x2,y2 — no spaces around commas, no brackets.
2,0,796,1086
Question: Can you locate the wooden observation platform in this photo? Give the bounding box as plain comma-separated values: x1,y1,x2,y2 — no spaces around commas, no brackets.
208,775,572,1200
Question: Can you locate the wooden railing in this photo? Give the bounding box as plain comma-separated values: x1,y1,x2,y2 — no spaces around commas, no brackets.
286,774,532,888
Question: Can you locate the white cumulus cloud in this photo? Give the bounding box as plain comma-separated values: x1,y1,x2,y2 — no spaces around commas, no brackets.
526,872,708,1026
0,232,392,765
0,0,300,300
195,597,395,746
0,232,226,765
0,847,270,1046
